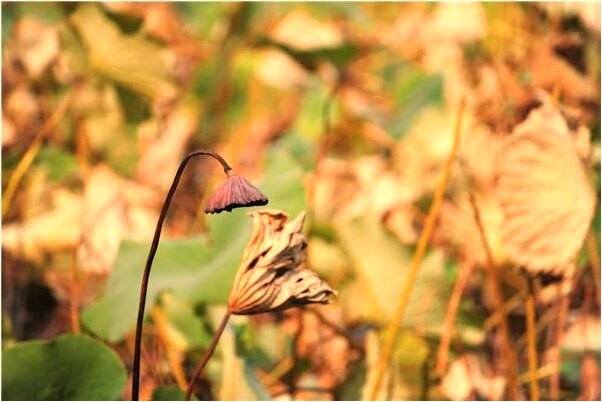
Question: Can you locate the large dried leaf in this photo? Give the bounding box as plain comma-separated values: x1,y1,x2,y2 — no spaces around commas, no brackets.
70,3,176,101
2,189,82,262
77,164,159,275
495,104,596,274
336,214,451,330
136,101,200,190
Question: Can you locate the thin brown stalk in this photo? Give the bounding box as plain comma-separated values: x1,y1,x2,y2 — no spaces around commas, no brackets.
2,89,75,218
435,261,474,375
132,151,232,400
518,363,559,383
469,192,518,399
549,292,570,400
586,229,600,307
69,250,80,334
526,278,540,401
185,312,231,401
367,98,466,400
260,356,294,387
484,290,526,331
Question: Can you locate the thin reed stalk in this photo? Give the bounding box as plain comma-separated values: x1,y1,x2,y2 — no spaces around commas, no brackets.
586,229,600,307
549,292,570,400
526,278,540,400
185,313,231,401
2,89,75,218
435,261,474,375
367,98,465,400
469,192,519,399
69,250,80,334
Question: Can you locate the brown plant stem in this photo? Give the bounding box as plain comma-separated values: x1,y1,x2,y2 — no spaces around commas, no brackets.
435,261,474,375
549,290,570,400
367,98,465,400
185,312,231,401
526,277,540,400
69,250,80,334
586,229,600,307
132,151,232,401
469,191,519,399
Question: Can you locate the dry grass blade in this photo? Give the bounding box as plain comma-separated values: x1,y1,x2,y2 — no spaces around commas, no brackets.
526,279,540,400
435,261,474,375
586,229,600,307
495,104,596,274
367,98,465,400
2,90,74,219
469,191,519,399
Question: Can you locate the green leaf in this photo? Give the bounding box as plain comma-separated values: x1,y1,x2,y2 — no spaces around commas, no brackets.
291,78,337,142
34,146,79,183
152,387,197,401
159,293,212,350
175,3,228,40
70,3,175,101
262,38,358,70
336,215,451,331
386,64,443,138
81,214,247,342
260,145,307,217
2,334,126,400
82,148,306,342
243,360,272,400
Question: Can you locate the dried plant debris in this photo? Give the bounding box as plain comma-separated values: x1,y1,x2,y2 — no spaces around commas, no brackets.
282,307,359,391
495,103,596,275
228,210,336,315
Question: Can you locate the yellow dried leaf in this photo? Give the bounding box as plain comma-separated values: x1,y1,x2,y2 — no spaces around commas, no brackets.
71,3,176,102
13,18,60,79
255,49,309,90
2,190,82,262
77,165,159,275
136,102,200,190
495,104,596,274
270,8,343,51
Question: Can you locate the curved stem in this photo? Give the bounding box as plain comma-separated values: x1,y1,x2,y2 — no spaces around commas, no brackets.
185,312,231,401
526,277,540,401
132,151,231,401
469,192,519,399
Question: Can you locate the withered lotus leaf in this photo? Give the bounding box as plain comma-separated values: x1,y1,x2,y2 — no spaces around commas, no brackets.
227,210,336,315
495,104,595,275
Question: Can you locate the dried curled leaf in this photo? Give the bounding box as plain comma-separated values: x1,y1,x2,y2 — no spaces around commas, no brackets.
227,210,336,315
495,104,595,274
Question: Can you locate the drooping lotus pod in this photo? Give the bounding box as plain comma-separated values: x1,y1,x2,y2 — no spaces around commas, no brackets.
205,171,268,214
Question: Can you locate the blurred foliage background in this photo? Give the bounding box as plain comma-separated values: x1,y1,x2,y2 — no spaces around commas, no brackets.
1,2,601,401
